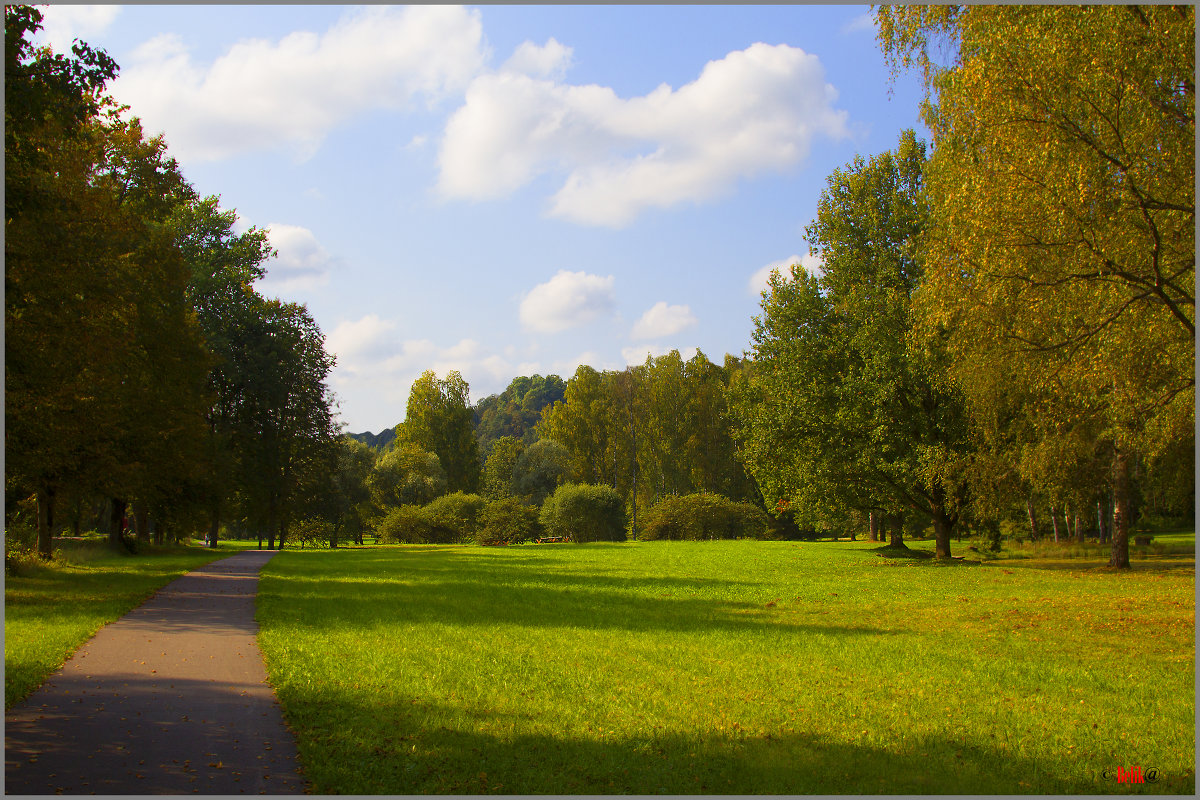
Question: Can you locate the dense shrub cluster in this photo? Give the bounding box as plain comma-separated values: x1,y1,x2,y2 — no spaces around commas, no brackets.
540,483,627,543
376,495,486,545
640,494,768,541
423,492,486,541
477,497,542,545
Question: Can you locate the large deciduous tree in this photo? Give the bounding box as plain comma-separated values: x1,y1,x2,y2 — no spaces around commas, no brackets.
878,4,1195,568
239,300,339,549
733,131,970,558
6,8,210,556
396,370,480,494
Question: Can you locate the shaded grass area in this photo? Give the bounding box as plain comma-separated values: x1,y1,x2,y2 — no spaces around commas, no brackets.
257,540,1194,794
4,541,240,709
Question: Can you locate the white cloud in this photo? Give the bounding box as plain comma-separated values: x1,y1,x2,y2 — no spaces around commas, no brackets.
326,314,398,363
33,5,120,56
112,5,486,163
841,12,877,35
630,302,697,340
257,223,337,292
327,318,527,422
502,38,573,80
438,41,849,227
621,344,699,365
519,270,616,333
748,253,824,296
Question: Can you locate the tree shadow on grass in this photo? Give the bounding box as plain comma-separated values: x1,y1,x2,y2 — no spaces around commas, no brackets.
276,685,1185,795
260,548,899,640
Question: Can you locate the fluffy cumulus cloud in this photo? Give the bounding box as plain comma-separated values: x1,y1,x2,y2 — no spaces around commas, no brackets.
438,41,849,227
630,302,697,340
519,270,616,333
326,316,527,428
32,5,121,56
621,344,698,366
748,253,824,296
256,223,337,292
112,5,486,162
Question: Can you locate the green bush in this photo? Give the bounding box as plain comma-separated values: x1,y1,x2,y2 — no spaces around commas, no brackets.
375,505,431,544
423,492,486,543
540,483,627,543
477,497,542,545
290,517,335,548
640,493,768,541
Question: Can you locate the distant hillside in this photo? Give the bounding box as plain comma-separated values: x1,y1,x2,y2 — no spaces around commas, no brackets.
473,374,566,457
346,427,397,451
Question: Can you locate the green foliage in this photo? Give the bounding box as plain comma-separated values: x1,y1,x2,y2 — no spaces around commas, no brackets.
290,517,336,548
536,353,760,527
540,484,627,543
397,371,480,494
474,374,566,457
477,497,542,545
368,441,447,510
878,4,1195,568
732,131,969,558
375,506,429,545
513,439,570,505
639,494,768,541
482,436,523,500
423,492,486,543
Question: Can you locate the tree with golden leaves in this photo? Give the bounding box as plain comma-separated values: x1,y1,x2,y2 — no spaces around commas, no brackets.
878,4,1194,568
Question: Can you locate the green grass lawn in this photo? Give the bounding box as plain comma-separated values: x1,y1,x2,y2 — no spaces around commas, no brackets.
3,539,245,709
257,539,1195,794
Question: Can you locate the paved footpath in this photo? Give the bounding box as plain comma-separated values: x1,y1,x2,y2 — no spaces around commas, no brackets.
5,550,308,795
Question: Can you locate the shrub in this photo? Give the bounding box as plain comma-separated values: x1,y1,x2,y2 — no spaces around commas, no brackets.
477,497,542,545
375,505,431,544
290,517,335,548
541,483,627,543
423,492,486,543
640,493,768,541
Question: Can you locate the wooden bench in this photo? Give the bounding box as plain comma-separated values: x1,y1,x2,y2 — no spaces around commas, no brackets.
1133,534,1153,546
535,536,567,544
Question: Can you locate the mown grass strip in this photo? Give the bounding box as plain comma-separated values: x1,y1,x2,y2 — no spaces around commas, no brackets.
257,539,1195,794
4,541,243,709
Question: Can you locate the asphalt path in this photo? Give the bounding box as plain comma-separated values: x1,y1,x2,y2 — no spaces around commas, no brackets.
4,549,308,795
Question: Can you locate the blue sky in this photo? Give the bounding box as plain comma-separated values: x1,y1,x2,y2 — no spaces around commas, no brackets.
34,4,928,435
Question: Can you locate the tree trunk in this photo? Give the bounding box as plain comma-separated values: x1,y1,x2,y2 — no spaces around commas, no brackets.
1109,453,1132,569
931,505,953,559
888,513,905,548
1073,505,1084,543
207,502,220,548
1025,498,1040,541
1097,495,1110,544
266,494,277,550
108,498,128,550
869,511,880,542
36,486,56,560
1050,505,1060,543
132,501,150,543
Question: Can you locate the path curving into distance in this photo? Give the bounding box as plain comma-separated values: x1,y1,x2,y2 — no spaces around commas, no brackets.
4,549,307,795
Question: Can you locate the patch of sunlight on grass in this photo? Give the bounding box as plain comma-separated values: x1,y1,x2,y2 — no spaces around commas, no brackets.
4,543,234,709
256,540,1195,795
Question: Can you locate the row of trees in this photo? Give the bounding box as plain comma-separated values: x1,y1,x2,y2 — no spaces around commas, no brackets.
733,5,1193,567
5,7,341,558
